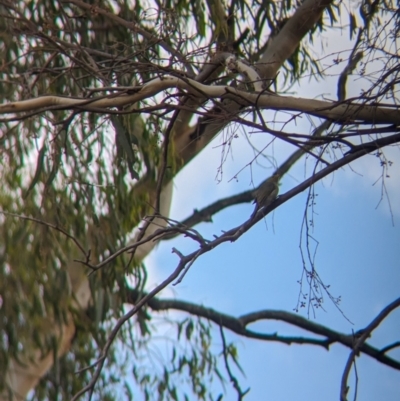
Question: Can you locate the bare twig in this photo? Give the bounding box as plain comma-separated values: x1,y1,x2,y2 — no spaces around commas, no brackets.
340,296,400,401
219,325,250,400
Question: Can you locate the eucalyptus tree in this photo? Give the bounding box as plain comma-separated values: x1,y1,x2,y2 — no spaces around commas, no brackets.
0,0,399,400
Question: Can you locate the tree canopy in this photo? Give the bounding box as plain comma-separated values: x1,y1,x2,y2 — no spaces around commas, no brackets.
0,0,399,400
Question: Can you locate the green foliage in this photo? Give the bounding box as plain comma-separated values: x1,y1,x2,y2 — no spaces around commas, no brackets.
128,317,219,401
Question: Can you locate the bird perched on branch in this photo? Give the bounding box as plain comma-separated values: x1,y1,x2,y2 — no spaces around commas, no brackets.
251,174,280,218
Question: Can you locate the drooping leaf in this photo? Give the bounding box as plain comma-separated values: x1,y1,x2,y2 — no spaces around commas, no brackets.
24,143,47,199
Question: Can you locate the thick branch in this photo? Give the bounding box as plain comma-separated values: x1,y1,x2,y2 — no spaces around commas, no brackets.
258,0,334,79
175,0,336,166
127,290,400,371
2,77,399,125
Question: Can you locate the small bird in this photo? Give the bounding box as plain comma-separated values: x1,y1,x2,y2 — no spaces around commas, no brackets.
251,174,280,218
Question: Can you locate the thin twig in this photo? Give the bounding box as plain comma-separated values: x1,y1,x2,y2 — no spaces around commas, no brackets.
340,296,400,401
0,211,87,257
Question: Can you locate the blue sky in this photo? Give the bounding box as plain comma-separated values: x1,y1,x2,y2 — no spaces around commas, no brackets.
139,15,400,401
143,127,400,400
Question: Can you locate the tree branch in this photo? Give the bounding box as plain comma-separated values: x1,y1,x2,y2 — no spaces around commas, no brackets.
2,77,398,125
127,290,400,371
340,296,400,401
63,0,195,77
257,0,334,79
